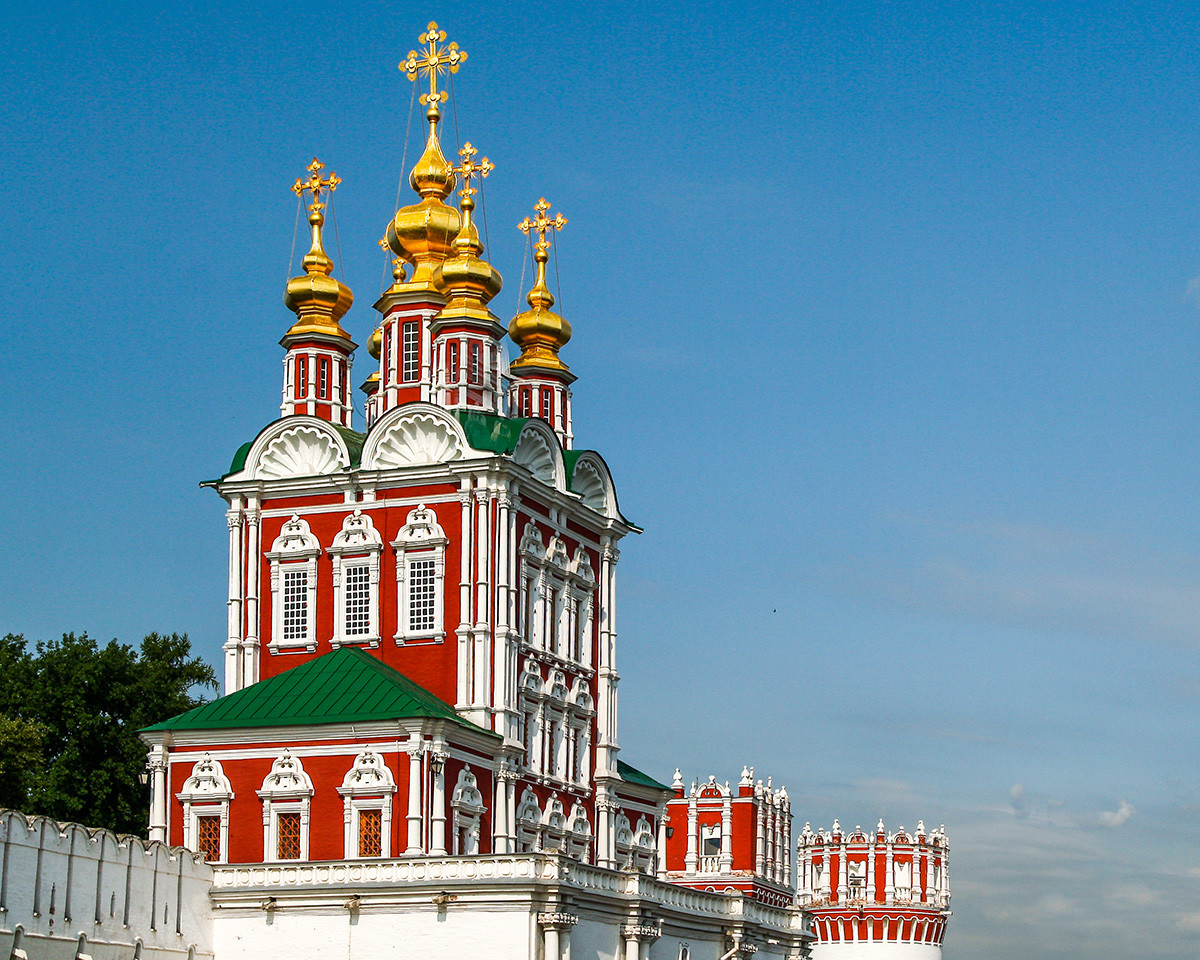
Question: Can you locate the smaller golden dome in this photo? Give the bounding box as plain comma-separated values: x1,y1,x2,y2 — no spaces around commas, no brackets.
283,160,353,344
433,145,503,332
509,199,570,374
367,325,382,359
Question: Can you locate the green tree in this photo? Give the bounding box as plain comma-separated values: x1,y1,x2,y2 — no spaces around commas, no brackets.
0,631,216,834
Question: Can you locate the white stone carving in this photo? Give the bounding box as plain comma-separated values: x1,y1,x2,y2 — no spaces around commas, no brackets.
513,421,562,487
365,408,464,468
177,755,233,801
258,752,313,798
255,424,348,479
337,750,396,795
571,455,610,513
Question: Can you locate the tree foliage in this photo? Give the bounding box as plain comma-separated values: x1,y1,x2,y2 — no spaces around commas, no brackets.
0,632,216,834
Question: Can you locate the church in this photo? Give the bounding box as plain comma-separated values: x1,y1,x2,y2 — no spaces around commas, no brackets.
0,23,951,960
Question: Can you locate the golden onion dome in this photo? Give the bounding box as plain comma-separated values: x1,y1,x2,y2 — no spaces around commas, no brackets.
385,99,461,288
367,325,382,359
509,199,570,374
283,175,353,343
433,147,503,332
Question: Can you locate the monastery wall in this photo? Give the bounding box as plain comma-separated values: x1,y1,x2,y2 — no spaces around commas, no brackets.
0,810,213,960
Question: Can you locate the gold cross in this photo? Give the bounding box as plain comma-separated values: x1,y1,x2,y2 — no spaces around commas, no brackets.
402,21,467,108
450,141,494,203
518,198,568,255
292,157,341,211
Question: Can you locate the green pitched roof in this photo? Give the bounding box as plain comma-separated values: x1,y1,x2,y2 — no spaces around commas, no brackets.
455,410,527,453
143,647,492,735
617,759,671,792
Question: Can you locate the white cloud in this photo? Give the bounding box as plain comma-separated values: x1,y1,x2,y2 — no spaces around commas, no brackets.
1098,799,1135,828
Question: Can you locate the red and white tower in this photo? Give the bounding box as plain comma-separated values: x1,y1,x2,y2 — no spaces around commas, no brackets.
797,820,951,960
279,159,356,428
508,199,574,447
661,767,794,907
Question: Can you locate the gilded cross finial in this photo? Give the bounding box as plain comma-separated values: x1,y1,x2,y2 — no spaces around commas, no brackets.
402,21,467,109
450,141,494,204
518,197,568,258
292,157,341,212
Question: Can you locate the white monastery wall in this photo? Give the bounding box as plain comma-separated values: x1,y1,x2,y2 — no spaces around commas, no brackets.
208,854,807,960
0,811,213,960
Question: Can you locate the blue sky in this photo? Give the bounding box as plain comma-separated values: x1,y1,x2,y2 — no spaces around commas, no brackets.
1,2,1198,956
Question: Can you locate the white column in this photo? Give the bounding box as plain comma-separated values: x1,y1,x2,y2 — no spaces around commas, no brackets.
624,934,640,960
147,745,167,842
755,796,766,875
224,503,243,695
656,813,668,879
430,745,448,855
719,790,733,872
456,482,473,709
545,927,560,960
243,507,261,686
685,792,698,873
471,484,491,718
406,736,423,854
493,770,510,853
885,843,894,901
493,491,512,730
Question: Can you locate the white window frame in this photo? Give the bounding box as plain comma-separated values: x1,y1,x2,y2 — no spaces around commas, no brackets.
516,788,542,853
393,503,448,644
176,754,233,863
257,752,313,862
329,510,383,648
267,515,320,653
450,765,485,855
336,749,396,859
566,802,592,862
542,797,567,853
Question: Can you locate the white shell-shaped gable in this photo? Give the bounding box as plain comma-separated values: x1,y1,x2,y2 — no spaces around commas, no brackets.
361,404,467,470
513,419,565,490
246,418,351,481
570,452,618,519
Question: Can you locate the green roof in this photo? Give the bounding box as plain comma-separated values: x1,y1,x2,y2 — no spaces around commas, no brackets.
617,759,672,791
455,410,526,453
143,647,493,735
222,421,366,477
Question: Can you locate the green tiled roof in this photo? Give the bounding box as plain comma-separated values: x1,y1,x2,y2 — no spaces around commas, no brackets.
142,647,493,735
455,410,526,454
617,759,671,792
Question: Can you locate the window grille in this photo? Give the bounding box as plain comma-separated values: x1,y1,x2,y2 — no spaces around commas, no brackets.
541,387,553,422
402,321,419,382
343,563,371,636
519,388,531,417
282,569,308,642
276,813,302,860
319,357,329,399
338,361,346,403
358,809,382,857
408,558,436,632
447,341,459,382
297,356,308,397
197,815,221,862
469,342,482,385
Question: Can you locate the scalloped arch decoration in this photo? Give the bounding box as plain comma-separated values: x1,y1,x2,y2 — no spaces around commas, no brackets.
369,411,464,468
255,425,348,480
513,426,559,486
572,457,609,513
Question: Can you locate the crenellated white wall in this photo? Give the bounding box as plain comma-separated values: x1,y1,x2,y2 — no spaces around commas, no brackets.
0,810,213,960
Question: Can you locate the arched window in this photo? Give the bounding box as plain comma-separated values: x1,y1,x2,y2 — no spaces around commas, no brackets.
257,752,313,861
329,510,383,648
266,515,320,653
516,788,542,853
392,504,448,643
566,802,592,862
336,750,396,858
542,796,566,853
176,754,233,863
632,817,656,874
451,765,485,855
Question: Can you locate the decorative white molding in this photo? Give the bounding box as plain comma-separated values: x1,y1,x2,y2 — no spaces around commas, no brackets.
513,420,564,489
362,406,466,469
450,765,486,856
393,503,449,643
253,423,349,480
176,754,234,863
329,510,383,648
266,515,320,652
570,454,616,517
337,750,397,859
257,752,314,862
